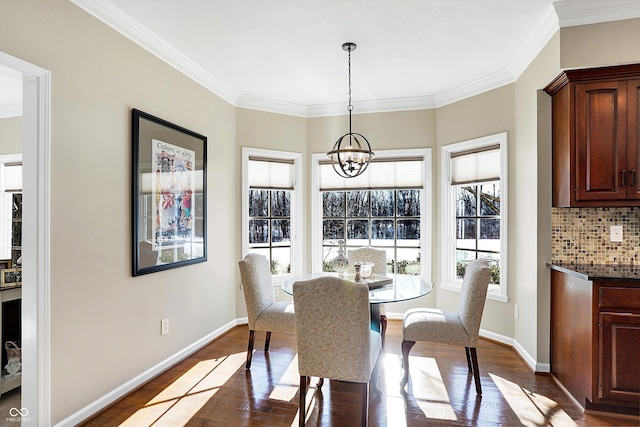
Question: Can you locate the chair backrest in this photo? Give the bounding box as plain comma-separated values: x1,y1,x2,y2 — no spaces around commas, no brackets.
238,253,275,329
457,258,491,345
347,247,387,275
293,277,377,383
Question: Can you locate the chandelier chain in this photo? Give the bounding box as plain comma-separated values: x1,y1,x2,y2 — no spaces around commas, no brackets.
347,48,352,112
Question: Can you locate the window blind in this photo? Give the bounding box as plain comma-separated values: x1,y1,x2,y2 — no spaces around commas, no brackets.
451,146,500,185
3,163,22,191
319,158,424,191
249,157,294,190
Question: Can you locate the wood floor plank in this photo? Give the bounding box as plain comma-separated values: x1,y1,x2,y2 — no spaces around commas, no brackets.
81,321,640,427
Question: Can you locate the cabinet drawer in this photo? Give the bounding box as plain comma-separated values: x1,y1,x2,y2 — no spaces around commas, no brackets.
599,287,640,311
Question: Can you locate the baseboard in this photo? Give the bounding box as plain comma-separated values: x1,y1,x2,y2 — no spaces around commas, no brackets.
55,315,550,426
388,312,549,374
54,319,240,427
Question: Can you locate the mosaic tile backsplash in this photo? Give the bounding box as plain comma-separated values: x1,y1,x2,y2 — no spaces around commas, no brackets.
552,207,640,265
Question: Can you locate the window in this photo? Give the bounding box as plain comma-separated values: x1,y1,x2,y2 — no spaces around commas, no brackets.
0,154,22,264
242,148,302,281
311,149,432,279
441,132,508,301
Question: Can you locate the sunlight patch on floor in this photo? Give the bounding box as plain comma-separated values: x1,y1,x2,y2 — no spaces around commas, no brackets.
119,352,245,427
147,358,223,405
380,353,408,427
490,373,577,427
403,355,458,421
288,380,321,427
269,355,300,402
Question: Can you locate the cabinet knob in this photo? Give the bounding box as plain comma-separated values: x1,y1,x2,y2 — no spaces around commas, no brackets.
621,170,627,187
631,170,637,187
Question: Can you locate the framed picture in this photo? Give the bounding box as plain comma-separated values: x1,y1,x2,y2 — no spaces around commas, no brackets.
132,109,207,276
1,268,21,287
0,259,11,271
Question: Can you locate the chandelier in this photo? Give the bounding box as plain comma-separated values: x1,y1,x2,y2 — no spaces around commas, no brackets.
326,42,374,178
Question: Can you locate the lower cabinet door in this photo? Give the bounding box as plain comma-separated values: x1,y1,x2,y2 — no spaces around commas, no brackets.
599,312,640,403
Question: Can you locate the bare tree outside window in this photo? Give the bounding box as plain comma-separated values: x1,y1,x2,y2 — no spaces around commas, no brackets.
322,189,421,275
455,183,500,284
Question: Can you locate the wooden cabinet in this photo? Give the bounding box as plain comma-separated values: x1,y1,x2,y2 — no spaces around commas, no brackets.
597,285,640,405
550,268,640,414
545,64,640,207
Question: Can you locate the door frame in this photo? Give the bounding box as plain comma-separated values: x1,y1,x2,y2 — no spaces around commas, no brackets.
0,51,51,426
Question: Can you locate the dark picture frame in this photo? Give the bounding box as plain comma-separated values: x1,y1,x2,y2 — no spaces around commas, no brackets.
132,109,207,276
0,259,11,271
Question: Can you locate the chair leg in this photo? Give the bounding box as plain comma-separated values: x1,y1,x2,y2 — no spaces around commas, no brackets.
370,350,382,398
245,330,256,370
264,331,272,352
360,382,369,427
464,346,473,372
299,375,308,427
380,314,388,349
400,340,415,386
469,347,482,394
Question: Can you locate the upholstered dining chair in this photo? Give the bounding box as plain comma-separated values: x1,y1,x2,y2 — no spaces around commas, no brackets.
401,258,491,394
238,253,295,370
347,247,389,344
347,247,388,276
293,276,382,427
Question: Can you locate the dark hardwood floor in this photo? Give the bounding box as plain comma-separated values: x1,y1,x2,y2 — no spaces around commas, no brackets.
82,321,639,426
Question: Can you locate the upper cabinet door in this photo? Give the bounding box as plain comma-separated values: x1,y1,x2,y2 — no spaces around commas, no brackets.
628,79,640,200
545,63,640,207
574,81,627,202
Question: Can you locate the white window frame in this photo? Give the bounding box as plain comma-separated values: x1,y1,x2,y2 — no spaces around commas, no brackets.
0,154,22,260
440,132,508,302
311,148,432,282
242,147,302,284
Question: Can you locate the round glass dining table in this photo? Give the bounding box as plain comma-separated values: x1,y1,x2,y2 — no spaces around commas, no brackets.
281,273,432,333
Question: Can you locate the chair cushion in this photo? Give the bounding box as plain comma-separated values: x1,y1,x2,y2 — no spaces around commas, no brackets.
254,301,296,333
402,307,470,346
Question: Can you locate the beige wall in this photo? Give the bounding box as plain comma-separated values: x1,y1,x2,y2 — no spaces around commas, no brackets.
560,18,640,69
435,84,516,337
235,108,308,314
1,1,237,423
513,31,560,364
2,0,640,422
0,117,22,154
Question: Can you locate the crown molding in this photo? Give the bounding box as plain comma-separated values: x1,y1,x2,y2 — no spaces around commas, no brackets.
434,69,516,107
553,0,640,28
508,4,560,79
70,0,638,117
235,95,309,117
70,0,239,105
307,96,437,118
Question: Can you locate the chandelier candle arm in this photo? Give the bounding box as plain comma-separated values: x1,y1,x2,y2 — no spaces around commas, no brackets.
326,42,375,178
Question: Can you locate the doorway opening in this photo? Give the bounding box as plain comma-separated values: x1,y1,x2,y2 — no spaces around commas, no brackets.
0,51,51,426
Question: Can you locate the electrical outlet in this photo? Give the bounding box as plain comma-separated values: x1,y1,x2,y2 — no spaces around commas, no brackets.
161,318,169,335
610,225,623,242
274,286,280,297
514,304,519,319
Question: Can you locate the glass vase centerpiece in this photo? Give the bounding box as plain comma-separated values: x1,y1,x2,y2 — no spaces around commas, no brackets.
332,240,349,278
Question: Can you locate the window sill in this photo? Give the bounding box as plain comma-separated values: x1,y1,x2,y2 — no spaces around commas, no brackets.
440,282,508,303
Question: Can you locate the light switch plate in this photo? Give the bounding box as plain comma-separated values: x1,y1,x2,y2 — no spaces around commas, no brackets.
610,225,623,242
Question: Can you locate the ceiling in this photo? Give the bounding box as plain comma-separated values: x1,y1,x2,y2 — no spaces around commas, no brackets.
3,1,640,119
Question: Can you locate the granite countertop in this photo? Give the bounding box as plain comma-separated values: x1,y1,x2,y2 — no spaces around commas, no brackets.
547,262,640,280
